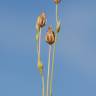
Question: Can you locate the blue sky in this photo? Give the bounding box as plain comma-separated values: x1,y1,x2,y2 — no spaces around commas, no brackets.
0,0,96,96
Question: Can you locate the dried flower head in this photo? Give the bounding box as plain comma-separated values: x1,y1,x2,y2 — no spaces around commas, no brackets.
45,26,55,45
36,12,46,29
53,0,61,4
56,21,61,32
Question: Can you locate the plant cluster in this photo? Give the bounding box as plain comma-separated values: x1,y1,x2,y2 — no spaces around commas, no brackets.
35,0,61,96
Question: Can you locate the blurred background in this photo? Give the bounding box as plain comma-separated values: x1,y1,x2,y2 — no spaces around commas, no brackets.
0,0,96,96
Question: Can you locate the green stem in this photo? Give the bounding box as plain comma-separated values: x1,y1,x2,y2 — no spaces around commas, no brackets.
56,4,58,23
37,28,45,96
46,45,52,96
36,31,39,55
50,34,57,96
50,4,58,96
38,28,41,57
42,74,45,96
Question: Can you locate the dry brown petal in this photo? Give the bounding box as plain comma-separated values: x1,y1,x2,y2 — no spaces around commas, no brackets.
45,26,55,45
36,12,46,28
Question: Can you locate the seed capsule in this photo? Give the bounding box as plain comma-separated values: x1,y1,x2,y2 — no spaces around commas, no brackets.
56,21,61,32
45,26,55,45
36,12,46,28
53,0,61,4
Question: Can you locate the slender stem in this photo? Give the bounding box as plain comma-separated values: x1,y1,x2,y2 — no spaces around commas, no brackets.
38,28,41,57
50,34,57,96
50,4,58,96
37,28,41,63
36,29,39,56
56,4,58,23
42,74,45,96
37,40,38,55
46,45,52,96
37,28,45,96
36,28,41,59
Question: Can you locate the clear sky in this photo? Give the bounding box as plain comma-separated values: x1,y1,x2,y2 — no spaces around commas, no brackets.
0,0,96,96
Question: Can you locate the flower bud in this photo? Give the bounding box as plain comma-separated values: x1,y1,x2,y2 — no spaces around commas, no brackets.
45,26,55,45
36,12,46,28
56,21,60,32
53,0,61,4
